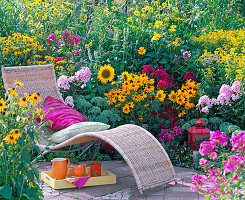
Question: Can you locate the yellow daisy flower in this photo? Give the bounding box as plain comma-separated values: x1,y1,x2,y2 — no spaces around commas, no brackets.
138,47,146,55
10,129,22,139
156,90,166,102
0,98,7,112
6,134,17,145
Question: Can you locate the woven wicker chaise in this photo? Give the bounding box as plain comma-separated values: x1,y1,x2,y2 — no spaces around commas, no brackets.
1,64,175,193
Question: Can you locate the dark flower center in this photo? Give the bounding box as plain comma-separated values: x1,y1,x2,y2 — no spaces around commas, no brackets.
34,97,37,99
102,69,111,79
10,136,14,139
15,130,18,133
0,103,2,106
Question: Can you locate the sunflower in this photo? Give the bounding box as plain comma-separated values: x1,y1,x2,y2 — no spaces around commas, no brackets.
122,105,130,114
0,98,7,112
10,129,22,139
97,64,115,84
30,93,41,105
6,134,17,145
121,71,131,82
169,91,177,102
8,88,18,96
14,80,23,88
156,90,166,102
138,47,146,55
19,97,28,107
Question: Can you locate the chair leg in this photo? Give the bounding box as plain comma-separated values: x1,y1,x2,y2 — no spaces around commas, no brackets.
31,149,50,164
31,141,96,164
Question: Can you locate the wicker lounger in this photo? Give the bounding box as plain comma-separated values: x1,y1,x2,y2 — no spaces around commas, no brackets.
1,64,175,193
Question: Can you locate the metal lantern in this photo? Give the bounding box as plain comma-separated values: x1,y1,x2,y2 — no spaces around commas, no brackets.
187,109,211,158
90,155,102,177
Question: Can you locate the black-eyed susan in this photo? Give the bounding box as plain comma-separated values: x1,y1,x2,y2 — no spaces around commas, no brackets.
19,97,28,107
185,101,195,110
118,96,126,102
139,115,143,121
85,44,89,48
10,129,22,139
156,90,166,102
138,47,146,55
128,102,135,108
178,110,186,117
169,90,177,102
14,80,23,88
122,105,130,114
0,142,3,148
127,17,133,22
30,93,41,105
144,103,149,107
176,97,185,105
97,64,115,84
0,98,6,112
6,134,17,145
121,71,131,82
8,88,18,96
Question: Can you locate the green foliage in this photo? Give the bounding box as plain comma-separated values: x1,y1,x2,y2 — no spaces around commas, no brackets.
0,86,46,200
208,117,223,131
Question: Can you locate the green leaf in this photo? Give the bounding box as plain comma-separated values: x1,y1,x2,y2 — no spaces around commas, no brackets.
145,52,155,58
0,185,12,199
159,58,167,64
152,101,160,112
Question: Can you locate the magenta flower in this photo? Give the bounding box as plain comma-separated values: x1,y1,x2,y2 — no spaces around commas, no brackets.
190,174,207,192
209,130,228,146
183,71,196,81
199,141,217,157
231,174,239,182
142,65,155,77
199,158,207,167
230,132,245,151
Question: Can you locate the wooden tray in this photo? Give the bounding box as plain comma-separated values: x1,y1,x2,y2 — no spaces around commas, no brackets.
41,167,116,189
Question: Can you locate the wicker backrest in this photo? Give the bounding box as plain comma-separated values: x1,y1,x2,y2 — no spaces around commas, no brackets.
1,64,64,104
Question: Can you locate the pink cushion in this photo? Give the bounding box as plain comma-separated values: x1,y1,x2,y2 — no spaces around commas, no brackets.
37,96,88,130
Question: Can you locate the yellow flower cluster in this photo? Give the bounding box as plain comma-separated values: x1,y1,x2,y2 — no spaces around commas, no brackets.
21,0,73,33
192,28,245,82
5,129,22,145
105,72,154,114
170,79,198,117
0,32,41,55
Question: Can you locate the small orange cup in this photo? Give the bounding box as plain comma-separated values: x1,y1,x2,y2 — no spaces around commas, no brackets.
51,158,70,180
72,164,86,177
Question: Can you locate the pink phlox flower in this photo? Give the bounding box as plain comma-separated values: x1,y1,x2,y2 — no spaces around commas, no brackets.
65,96,74,107
74,67,91,83
199,141,217,157
47,34,58,41
231,174,239,182
54,57,65,63
190,174,207,192
210,152,217,159
199,158,207,167
57,75,70,90
231,80,242,94
142,65,155,77
219,84,233,97
230,132,245,151
209,130,228,146
183,71,196,81
231,94,240,101
47,40,51,45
